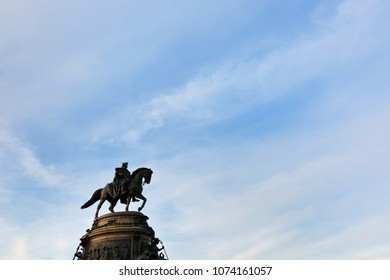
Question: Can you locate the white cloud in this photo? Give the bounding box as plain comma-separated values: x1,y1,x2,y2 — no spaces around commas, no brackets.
147,94,390,259
85,0,390,146
0,219,30,259
0,128,61,186
0,207,93,260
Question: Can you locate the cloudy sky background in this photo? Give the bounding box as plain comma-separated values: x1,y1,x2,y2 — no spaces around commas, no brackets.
1,0,390,259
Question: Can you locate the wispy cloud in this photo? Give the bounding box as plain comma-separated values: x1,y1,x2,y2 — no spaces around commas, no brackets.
147,91,390,259
87,0,389,146
0,129,61,186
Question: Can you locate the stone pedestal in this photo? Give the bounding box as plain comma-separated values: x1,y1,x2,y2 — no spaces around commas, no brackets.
79,211,156,260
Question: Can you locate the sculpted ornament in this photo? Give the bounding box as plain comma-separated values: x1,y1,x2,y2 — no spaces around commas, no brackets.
137,237,167,260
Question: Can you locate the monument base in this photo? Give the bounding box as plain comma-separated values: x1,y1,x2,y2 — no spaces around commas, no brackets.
77,211,158,260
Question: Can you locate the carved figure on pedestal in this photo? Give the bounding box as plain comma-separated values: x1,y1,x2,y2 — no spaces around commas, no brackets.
81,166,153,218
137,237,166,260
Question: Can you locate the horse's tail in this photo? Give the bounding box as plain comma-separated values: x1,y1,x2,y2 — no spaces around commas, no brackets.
81,188,103,209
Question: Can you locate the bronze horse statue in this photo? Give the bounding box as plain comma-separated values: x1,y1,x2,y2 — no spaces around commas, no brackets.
81,167,153,218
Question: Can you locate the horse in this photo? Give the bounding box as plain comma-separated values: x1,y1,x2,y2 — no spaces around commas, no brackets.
81,167,153,219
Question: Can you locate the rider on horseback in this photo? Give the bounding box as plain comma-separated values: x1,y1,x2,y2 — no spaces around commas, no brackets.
112,162,139,203
113,162,131,198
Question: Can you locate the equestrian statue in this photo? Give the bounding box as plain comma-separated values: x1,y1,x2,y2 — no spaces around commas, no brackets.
81,163,153,218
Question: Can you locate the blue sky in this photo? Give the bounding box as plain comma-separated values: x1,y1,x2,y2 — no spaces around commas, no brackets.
1,0,390,259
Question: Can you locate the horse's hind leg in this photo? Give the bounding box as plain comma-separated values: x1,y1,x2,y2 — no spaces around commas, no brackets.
95,199,104,219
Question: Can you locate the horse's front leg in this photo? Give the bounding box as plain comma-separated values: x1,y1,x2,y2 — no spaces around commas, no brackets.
125,196,131,212
108,199,118,213
138,194,147,212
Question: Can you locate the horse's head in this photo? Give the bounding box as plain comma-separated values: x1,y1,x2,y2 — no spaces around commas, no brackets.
132,167,153,184
143,168,153,184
